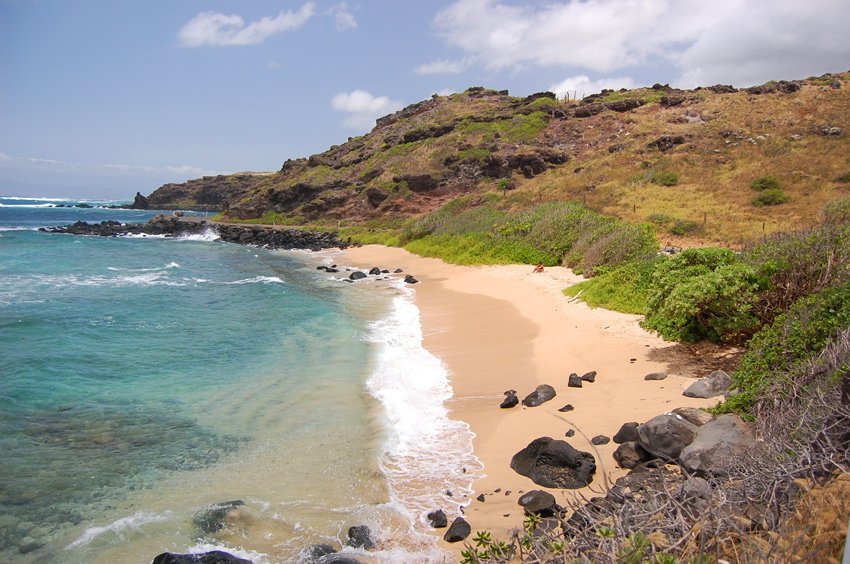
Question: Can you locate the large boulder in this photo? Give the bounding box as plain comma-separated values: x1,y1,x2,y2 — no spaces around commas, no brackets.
679,414,755,477
636,414,698,460
521,384,556,407
517,490,558,517
683,370,732,399
443,517,471,543
152,551,252,564
510,437,596,488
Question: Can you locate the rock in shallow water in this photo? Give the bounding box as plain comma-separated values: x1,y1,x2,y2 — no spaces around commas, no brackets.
427,509,447,528
346,525,375,550
152,551,252,564
192,500,244,534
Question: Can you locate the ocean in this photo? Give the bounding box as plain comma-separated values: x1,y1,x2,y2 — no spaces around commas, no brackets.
0,197,480,563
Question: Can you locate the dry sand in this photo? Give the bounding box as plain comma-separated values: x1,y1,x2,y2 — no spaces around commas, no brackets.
340,245,719,553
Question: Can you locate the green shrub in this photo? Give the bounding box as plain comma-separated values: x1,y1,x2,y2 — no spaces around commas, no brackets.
752,188,790,206
564,258,660,314
650,171,679,186
670,219,701,236
749,175,781,191
835,172,850,183
820,197,850,224
744,219,850,322
643,248,763,342
646,213,674,226
716,282,850,416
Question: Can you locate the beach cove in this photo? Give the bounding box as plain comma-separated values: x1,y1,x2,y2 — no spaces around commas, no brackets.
342,245,724,555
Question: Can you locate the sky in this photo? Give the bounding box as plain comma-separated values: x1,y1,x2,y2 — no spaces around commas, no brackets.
2,0,849,199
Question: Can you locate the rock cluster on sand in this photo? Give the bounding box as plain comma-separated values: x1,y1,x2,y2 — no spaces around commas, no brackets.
683,370,732,398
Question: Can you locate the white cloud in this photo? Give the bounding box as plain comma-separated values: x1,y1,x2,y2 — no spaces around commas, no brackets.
329,2,358,31
0,151,222,178
549,75,637,99
178,3,315,47
331,90,404,130
415,59,467,75
431,0,850,87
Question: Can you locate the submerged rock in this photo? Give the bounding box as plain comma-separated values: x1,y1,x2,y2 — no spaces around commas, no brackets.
192,500,244,534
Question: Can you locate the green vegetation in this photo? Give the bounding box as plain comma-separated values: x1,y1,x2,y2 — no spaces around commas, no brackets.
564,259,659,314
717,282,850,416
456,147,493,162
836,172,850,183
522,96,560,112
752,188,791,206
400,200,657,272
749,175,781,191
650,171,679,186
643,248,764,342
455,111,550,143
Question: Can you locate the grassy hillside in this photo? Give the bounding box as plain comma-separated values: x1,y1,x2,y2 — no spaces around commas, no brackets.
146,71,850,247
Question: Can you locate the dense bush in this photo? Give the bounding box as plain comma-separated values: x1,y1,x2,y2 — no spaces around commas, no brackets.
744,219,850,323
750,175,781,191
643,248,764,342
820,197,850,224
752,188,791,206
564,258,660,314
717,282,850,416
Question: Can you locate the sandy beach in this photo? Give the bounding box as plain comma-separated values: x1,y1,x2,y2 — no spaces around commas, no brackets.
341,245,721,554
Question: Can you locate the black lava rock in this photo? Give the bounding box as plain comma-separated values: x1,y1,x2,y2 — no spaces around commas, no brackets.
443,517,472,543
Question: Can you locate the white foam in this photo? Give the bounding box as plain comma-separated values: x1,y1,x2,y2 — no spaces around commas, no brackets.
66,511,172,549
223,276,285,285
107,262,180,272
364,285,483,538
176,228,220,242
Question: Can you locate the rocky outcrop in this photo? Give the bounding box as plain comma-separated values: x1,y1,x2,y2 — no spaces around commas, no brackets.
510,437,596,488
42,216,349,251
130,191,149,209
146,173,266,211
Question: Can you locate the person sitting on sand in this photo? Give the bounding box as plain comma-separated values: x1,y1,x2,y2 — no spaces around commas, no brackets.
533,263,544,273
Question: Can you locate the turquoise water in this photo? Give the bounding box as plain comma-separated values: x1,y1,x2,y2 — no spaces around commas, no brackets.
0,197,480,562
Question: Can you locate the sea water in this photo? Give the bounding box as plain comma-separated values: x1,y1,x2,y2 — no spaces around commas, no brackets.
0,197,481,563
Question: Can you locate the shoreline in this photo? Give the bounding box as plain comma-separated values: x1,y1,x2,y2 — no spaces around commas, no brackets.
340,245,720,553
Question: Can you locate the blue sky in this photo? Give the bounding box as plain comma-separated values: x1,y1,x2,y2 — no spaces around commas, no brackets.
2,0,849,198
